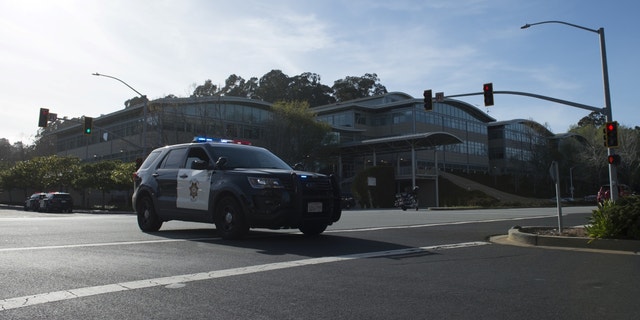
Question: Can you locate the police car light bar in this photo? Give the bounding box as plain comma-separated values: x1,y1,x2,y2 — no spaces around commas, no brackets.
192,136,252,145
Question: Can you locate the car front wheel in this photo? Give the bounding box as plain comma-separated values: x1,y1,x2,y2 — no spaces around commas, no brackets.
214,196,248,240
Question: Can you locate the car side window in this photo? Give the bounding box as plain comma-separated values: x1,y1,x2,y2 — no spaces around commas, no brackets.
139,150,162,170
185,147,211,169
159,148,187,169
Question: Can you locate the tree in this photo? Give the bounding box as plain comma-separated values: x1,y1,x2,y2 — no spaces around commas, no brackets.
255,70,291,103
332,73,388,102
262,100,331,165
576,111,606,128
288,72,335,107
219,74,259,98
191,79,219,98
567,123,640,194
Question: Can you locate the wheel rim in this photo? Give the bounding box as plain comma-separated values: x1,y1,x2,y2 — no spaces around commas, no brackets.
224,210,234,224
140,200,151,224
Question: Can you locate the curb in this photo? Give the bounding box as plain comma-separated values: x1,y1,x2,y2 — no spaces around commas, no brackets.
506,226,640,254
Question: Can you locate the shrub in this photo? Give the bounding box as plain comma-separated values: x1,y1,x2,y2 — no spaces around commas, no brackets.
586,195,640,240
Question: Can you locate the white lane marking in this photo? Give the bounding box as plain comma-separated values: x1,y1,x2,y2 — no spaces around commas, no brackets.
0,241,490,311
326,214,557,233
0,238,218,253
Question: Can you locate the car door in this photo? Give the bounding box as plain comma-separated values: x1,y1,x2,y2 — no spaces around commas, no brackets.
177,147,212,213
154,147,187,216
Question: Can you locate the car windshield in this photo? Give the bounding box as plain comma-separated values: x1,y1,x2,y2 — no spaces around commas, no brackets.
207,144,291,170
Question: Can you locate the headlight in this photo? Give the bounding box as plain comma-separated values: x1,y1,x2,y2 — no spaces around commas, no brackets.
248,177,284,189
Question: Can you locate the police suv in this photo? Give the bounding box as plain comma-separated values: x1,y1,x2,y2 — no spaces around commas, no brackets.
132,138,341,239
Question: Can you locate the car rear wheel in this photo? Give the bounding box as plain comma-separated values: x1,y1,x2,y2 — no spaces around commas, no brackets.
137,196,162,232
214,196,248,240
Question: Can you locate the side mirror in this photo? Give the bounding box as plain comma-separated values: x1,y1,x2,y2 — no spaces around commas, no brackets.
293,162,305,170
191,159,209,170
215,157,228,169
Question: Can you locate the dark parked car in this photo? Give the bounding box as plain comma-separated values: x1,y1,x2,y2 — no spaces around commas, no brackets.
40,192,74,213
24,192,47,211
341,193,356,209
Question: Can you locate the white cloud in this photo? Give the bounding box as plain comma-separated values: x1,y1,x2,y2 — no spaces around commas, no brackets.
0,0,638,144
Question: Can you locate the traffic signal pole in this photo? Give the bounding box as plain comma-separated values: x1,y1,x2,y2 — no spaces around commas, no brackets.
521,21,618,200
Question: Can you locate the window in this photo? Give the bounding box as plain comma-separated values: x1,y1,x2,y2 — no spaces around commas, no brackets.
140,150,162,170
185,147,211,169
160,148,186,169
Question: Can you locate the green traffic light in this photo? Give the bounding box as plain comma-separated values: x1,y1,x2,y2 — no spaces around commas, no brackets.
83,116,93,135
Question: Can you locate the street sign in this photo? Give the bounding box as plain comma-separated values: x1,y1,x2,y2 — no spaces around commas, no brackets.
548,161,558,183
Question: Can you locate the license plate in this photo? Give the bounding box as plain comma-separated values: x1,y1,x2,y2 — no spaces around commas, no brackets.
307,202,323,213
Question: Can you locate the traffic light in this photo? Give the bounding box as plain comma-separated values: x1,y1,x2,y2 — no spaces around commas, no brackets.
607,154,621,165
38,108,49,127
483,83,494,106
83,117,93,135
603,121,619,147
423,89,433,111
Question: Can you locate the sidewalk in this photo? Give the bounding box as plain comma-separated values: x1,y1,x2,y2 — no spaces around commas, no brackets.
491,226,640,255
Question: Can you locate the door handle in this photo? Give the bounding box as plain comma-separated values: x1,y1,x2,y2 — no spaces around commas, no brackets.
179,174,188,179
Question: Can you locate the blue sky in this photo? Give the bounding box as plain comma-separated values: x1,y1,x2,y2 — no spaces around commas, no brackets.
1,0,638,144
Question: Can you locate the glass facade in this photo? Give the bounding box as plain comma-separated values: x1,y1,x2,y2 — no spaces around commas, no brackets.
487,120,552,174
52,97,274,162
315,94,493,178
49,93,554,195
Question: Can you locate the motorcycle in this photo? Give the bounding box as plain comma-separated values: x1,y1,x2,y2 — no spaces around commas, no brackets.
394,187,419,211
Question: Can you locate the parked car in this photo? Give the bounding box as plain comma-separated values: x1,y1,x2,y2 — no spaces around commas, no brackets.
341,193,356,209
596,184,634,203
24,192,47,211
39,192,74,213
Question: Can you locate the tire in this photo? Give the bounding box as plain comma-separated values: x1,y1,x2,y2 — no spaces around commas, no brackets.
137,196,162,232
299,222,328,236
214,196,248,240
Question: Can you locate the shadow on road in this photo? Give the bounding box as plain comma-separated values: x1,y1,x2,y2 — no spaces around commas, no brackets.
145,227,434,259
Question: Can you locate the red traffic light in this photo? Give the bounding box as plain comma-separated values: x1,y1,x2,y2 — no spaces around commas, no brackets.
38,108,49,127
482,83,494,106
607,154,621,165
603,121,619,148
423,89,433,111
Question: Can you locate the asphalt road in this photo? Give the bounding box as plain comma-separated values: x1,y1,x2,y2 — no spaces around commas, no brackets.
1,206,638,319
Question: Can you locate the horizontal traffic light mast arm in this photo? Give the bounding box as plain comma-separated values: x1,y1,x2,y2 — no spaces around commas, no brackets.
445,90,603,113
44,116,143,150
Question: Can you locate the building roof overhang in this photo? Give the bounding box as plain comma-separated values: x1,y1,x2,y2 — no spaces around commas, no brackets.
326,132,463,156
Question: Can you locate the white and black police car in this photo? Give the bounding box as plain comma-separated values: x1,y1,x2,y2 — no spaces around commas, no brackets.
132,137,341,239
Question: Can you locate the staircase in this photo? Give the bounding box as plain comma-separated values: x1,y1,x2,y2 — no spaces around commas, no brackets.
438,171,545,204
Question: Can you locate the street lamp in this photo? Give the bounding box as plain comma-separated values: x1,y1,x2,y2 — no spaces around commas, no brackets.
92,73,148,156
521,20,618,200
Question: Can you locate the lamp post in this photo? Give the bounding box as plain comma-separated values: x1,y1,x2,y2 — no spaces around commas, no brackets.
521,21,618,200
92,73,148,156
